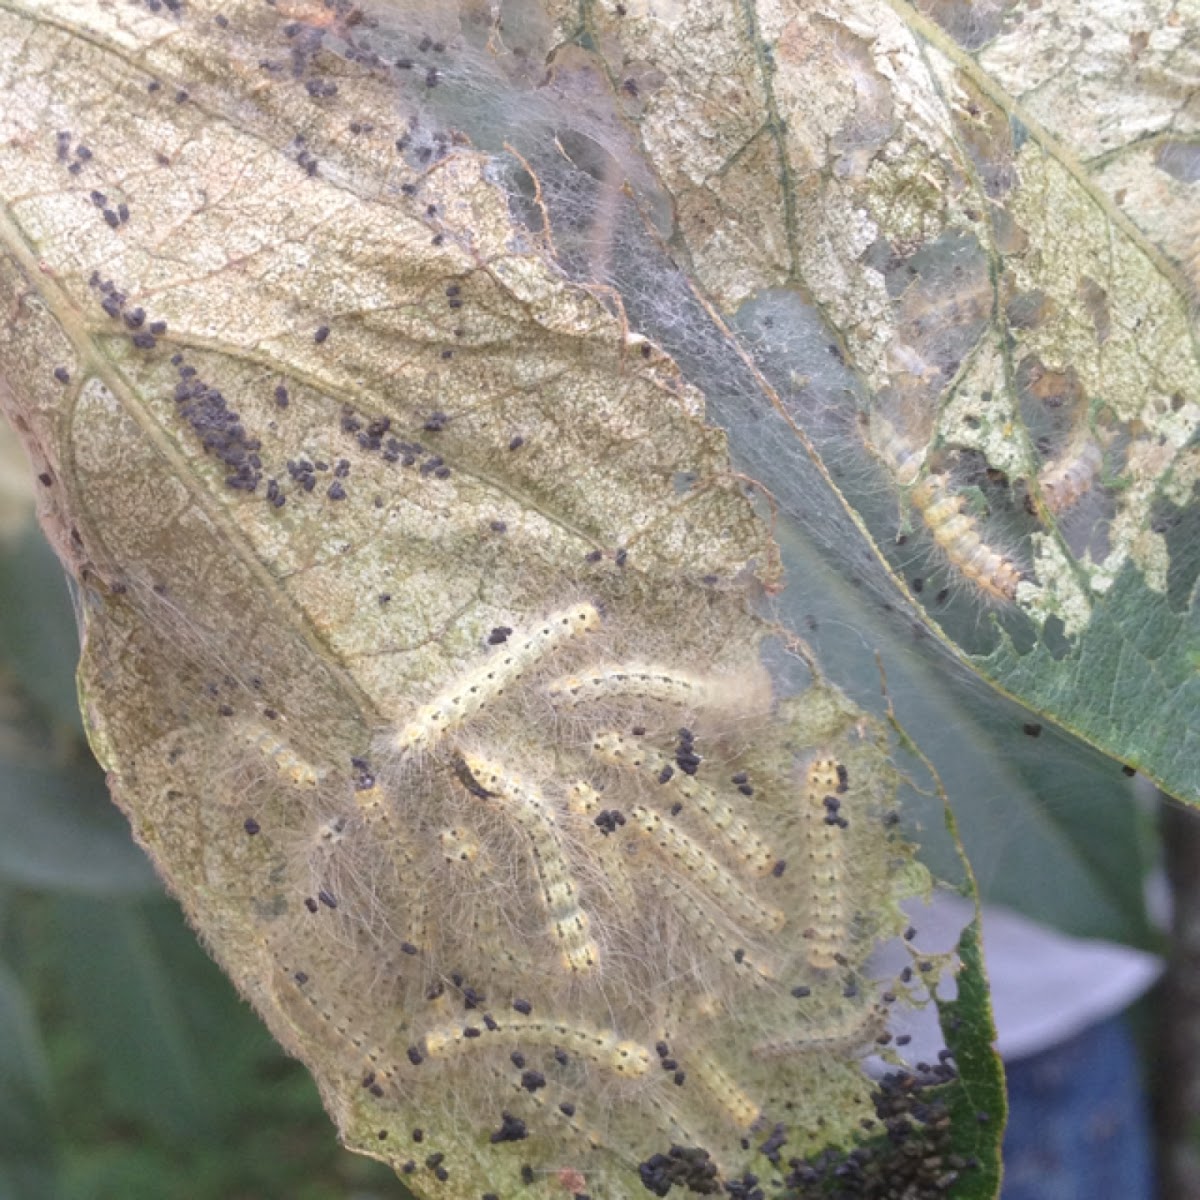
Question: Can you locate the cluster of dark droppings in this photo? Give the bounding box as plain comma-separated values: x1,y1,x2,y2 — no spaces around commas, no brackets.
637,1146,721,1196
165,354,263,492
88,274,168,351
88,188,130,228
54,129,93,175
593,808,625,835
780,1058,978,1198
724,1171,766,1200
335,403,454,480
674,727,701,776
489,1112,529,1144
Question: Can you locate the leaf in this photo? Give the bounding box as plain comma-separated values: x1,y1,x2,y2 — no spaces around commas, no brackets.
0,520,86,733
0,418,35,546
519,0,1199,802
0,668,158,897
0,960,58,1200
0,4,1003,1198
770,512,1154,946
51,897,223,1143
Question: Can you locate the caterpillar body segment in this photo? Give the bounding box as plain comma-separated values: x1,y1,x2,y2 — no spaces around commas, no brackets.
591,733,778,876
908,474,1022,601
1038,434,1104,514
626,804,785,933
751,1003,887,1061
802,758,848,970
689,1055,762,1129
457,752,599,974
642,870,778,983
424,1016,653,1077
438,825,481,864
865,414,926,486
232,720,322,788
865,416,1022,601
548,664,714,710
566,780,605,819
392,604,602,757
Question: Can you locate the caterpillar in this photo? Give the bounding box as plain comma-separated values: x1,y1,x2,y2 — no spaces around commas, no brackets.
457,752,600,974
547,664,716,709
591,732,778,876
565,780,638,910
423,1015,653,1077
802,758,848,971
751,1003,886,1061
1037,433,1105,514
641,871,778,983
866,415,1022,602
626,804,785,933
391,603,602,757
230,719,322,788
908,473,1022,602
351,783,428,952
688,1055,762,1129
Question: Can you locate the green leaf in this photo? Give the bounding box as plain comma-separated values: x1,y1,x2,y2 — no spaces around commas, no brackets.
51,897,219,1144
770,513,1152,945
0,961,58,1200
0,757,157,897
0,522,84,735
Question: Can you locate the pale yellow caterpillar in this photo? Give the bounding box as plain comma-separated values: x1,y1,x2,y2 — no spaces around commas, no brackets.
866,415,926,486
591,733,778,876
231,719,322,788
908,473,1022,602
866,416,1022,602
802,757,848,971
1038,433,1105,514
688,1055,762,1129
565,781,638,910
391,604,601,756
424,1016,653,1077
352,783,428,951
751,1003,887,1061
458,752,599,974
257,930,398,1093
548,664,715,709
626,804,784,933
641,871,777,983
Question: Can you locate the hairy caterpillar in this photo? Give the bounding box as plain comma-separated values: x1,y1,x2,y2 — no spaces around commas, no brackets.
424,1016,653,1078
350,783,428,951
548,664,717,708
641,871,778,983
230,718,323,788
391,604,602,757
1037,433,1105,514
689,1055,762,1129
802,757,849,970
625,804,785,933
866,416,1023,602
591,732,778,876
751,1003,887,1061
908,474,1022,602
457,751,600,974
